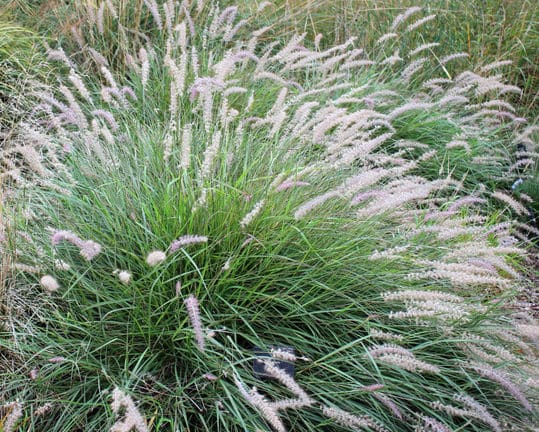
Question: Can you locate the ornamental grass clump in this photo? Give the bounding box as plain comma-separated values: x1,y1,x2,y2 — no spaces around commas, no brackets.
1,1,538,431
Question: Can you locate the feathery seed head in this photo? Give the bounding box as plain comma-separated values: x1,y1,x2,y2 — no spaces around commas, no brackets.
40,275,60,292
146,250,167,266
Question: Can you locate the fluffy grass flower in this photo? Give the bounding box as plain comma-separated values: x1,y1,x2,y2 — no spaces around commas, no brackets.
184,295,205,352
40,274,59,292
145,250,166,266
110,388,149,432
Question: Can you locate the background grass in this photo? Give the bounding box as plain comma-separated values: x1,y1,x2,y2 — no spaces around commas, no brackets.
237,0,539,118
0,20,50,133
2,0,537,117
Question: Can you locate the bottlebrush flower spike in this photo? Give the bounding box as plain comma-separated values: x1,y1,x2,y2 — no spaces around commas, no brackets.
40,275,60,292
79,240,102,260
110,388,149,432
275,180,310,191
51,229,81,246
240,199,265,229
142,0,162,30
146,250,166,266
468,362,533,411
372,393,403,420
262,360,312,403
234,376,286,432
321,405,386,431
390,6,421,30
2,401,23,432
35,403,53,417
420,416,451,432
454,394,501,431
360,384,385,392
92,109,119,131
491,191,529,215
50,229,102,261
270,347,310,362
406,14,436,32
169,235,208,252
29,368,38,380
114,270,132,285
184,295,205,351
